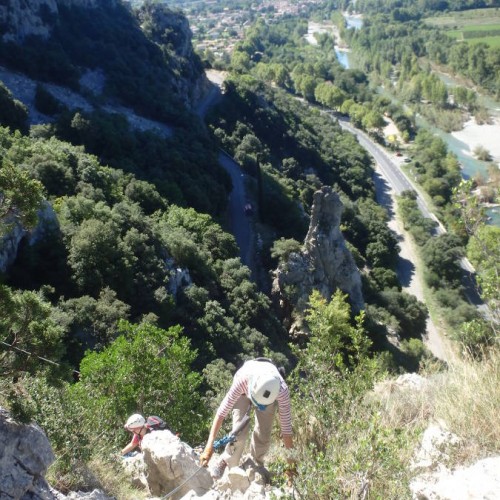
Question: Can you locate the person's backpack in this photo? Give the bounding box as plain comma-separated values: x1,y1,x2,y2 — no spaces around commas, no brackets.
146,415,167,431
255,357,286,379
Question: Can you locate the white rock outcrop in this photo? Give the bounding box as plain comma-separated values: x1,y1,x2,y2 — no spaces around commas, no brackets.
410,422,500,499
411,423,461,471
0,201,58,273
122,442,288,500
272,186,364,336
128,430,213,498
411,456,500,500
52,489,114,500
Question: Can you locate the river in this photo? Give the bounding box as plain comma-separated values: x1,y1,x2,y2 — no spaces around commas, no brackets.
332,14,500,226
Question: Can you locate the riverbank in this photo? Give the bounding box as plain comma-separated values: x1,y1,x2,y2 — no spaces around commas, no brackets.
452,116,500,164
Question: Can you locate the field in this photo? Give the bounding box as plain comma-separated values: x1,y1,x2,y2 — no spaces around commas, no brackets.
424,7,500,47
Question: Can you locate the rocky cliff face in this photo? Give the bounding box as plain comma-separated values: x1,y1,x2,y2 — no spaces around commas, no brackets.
0,407,55,499
0,202,58,274
0,0,113,43
0,0,208,109
272,186,364,337
135,2,210,108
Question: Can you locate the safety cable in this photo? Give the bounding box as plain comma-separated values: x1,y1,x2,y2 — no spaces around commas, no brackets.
160,465,205,499
0,339,80,375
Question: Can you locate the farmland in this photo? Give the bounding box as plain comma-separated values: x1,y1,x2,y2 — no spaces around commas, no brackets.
424,7,500,47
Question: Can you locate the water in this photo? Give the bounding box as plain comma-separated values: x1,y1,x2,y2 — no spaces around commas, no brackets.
435,71,500,118
334,14,363,69
335,48,351,69
344,15,363,30
415,71,500,226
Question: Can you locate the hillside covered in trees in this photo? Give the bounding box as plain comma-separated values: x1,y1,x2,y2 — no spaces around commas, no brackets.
0,0,498,498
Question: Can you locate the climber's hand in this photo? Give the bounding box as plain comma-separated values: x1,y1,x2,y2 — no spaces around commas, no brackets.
199,445,213,467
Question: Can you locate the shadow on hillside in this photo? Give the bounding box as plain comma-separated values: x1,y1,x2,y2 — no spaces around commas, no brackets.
373,170,394,218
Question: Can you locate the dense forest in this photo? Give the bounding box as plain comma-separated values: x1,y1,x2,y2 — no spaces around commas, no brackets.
0,0,498,498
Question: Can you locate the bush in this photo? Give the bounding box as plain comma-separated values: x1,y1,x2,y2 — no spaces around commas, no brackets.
0,82,28,132
270,237,302,264
69,321,208,448
453,319,496,359
287,291,416,498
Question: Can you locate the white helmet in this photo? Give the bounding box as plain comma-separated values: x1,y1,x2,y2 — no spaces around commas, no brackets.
125,414,145,430
250,373,281,407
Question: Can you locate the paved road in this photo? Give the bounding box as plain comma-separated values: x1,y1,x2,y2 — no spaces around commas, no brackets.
218,151,254,274
336,116,486,319
195,71,254,275
337,117,446,234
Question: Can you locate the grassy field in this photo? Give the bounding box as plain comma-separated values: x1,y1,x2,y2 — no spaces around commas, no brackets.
424,8,500,28
424,7,500,47
447,31,500,47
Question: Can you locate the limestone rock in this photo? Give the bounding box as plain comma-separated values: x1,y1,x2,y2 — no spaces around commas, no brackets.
410,456,500,500
52,489,114,500
272,186,364,336
374,373,428,396
412,423,461,471
140,430,213,498
217,467,250,493
166,257,192,298
0,219,26,273
121,452,149,490
0,407,56,499
0,201,58,273
135,3,209,109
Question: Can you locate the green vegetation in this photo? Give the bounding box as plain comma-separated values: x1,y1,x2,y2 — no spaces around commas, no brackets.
425,8,500,46
1,2,499,497
345,4,500,98
287,291,416,498
0,82,28,133
0,1,203,125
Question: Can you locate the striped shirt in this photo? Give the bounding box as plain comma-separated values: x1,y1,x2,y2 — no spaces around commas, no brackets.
216,360,293,435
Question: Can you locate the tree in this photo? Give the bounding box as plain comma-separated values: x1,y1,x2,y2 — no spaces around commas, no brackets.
421,233,463,288
379,288,428,339
0,286,66,378
456,180,500,345
70,321,207,445
0,160,44,234
59,287,131,353
271,238,302,264
0,84,28,132
362,110,386,131
231,51,252,73
314,82,347,111
305,290,370,371
67,218,124,295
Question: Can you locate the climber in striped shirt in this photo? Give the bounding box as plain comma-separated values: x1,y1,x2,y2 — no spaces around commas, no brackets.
200,358,296,483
